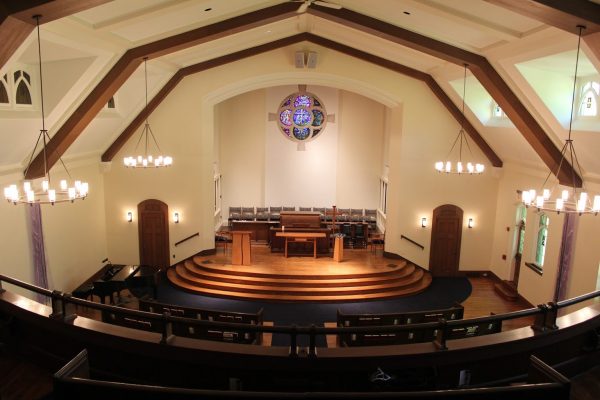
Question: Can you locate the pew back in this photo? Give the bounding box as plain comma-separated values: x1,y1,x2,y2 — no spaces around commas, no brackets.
337,304,464,346
138,298,264,344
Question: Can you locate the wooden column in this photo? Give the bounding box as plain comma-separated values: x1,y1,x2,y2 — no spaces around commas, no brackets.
232,231,252,265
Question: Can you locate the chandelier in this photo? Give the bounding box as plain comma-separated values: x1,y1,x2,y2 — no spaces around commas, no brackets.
123,57,172,168
435,64,485,175
4,15,88,205
521,25,600,215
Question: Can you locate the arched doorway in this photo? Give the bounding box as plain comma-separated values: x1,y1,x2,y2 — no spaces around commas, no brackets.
138,199,170,268
429,204,463,277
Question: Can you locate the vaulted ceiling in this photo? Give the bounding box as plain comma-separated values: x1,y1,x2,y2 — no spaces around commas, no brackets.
1,0,599,184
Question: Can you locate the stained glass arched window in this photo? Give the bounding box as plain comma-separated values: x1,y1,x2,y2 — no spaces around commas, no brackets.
0,74,8,105
277,90,327,144
535,214,549,268
14,70,32,105
579,81,599,117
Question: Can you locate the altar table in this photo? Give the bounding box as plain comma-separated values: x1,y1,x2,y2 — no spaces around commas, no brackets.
275,232,326,258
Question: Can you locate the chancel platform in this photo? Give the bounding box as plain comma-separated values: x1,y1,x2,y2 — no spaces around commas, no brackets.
167,246,431,302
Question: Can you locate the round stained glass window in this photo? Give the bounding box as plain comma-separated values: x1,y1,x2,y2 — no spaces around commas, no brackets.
277,90,327,143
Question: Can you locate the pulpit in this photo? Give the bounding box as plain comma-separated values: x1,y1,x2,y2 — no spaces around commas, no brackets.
232,231,252,265
333,236,344,262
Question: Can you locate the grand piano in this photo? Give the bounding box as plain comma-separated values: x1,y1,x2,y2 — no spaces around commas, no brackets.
72,263,160,304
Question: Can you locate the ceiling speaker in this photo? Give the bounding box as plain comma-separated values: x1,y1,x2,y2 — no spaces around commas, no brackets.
294,51,305,68
306,51,318,68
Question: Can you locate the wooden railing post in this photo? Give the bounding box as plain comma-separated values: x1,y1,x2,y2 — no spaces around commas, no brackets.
50,290,76,321
289,325,298,357
308,324,317,358
433,318,448,350
544,302,558,331
532,303,557,332
160,311,174,344
60,293,77,322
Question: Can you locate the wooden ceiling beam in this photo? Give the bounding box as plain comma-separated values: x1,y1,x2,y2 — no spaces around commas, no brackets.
486,0,600,84
103,32,502,168
0,0,112,71
307,5,578,186
484,0,600,35
101,34,308,162
24,2,299,179
306,35,503,168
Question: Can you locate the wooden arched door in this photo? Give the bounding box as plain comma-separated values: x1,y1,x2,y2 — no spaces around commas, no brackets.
429,204,463,277
138,199,170,268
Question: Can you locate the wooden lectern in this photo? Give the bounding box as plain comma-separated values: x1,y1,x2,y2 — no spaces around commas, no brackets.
333,236,343,262
232,231,252,265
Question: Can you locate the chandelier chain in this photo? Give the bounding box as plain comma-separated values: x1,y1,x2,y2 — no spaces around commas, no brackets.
123,57,171,168
4,14,89,205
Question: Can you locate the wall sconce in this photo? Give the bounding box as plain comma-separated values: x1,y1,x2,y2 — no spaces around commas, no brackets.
468,218,474,229
126,211,133,223
421,217,428,228
173,212,180,223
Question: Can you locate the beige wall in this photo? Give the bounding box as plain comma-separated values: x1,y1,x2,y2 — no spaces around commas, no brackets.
104,72,213,266
0,161,107,296
0,172,34,297
1,42,598,310
42,161,108,292
384,76,499,271
488,163,600,307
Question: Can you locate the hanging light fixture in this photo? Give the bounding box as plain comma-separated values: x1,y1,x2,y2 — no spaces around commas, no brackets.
3,15,88,205
123,57,173,168
435,64,485,175
521,25,600,215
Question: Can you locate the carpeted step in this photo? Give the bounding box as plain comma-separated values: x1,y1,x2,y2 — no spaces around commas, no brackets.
190,255,408,280
167,263,431,302
182,259,416,287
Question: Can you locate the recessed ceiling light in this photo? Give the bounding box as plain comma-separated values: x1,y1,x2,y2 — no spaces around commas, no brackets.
204,8,212,12
403,11,411,15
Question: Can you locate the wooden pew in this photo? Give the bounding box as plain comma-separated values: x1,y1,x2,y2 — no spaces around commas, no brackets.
337,304,464,346
54,350,571,400
138,298,264,344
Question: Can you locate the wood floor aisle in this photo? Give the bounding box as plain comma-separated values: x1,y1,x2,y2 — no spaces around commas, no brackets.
167,245,432,301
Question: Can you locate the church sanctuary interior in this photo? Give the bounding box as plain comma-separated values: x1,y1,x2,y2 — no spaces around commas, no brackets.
2,0,600,398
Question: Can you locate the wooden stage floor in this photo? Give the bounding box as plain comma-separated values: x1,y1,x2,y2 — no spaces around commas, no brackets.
203,244,412,276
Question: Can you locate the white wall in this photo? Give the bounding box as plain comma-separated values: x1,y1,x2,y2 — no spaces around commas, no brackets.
265,85,339,208
218,89,266,213
336,89,384,209
216,85,383,211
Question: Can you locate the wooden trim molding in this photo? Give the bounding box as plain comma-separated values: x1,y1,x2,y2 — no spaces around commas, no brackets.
25,2,299,179
0,0,112,71
101,34,307,162
103,32,502,167
307,5,579,186
484,0,600,35
486,0,600,86
30,1,580,180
